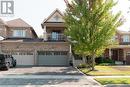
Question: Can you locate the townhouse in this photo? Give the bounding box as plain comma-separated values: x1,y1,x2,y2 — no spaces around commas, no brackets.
104,31,130,64
0,9,130,66
0,9,71,66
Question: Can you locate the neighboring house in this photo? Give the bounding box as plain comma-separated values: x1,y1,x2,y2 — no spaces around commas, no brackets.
104,31,130,64
0,18,40,65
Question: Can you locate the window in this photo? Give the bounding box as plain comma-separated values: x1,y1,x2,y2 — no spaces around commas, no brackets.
52,32,59,40
13,30,26,37
38,51,68,56
123,35,130,42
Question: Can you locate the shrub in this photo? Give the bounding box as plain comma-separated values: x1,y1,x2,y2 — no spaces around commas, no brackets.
77,63,87,69
98,63,115,66
95,57,115,65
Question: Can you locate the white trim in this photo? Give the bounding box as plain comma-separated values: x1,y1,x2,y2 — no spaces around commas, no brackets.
42,9,63,24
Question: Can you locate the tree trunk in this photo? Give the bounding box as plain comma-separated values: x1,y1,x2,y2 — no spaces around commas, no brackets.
82,55,86,63
91,55,95,71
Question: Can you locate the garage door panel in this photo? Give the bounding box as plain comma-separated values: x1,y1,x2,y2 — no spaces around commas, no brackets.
38,51,69,66
12,52,34,65
38,55,68,66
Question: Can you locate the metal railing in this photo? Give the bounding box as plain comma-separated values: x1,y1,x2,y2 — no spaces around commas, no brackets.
45,33,67,42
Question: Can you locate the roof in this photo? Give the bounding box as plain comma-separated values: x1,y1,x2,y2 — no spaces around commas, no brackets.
0,18,7,25
117,30,130,34
7,18,32,27
42,9,64,24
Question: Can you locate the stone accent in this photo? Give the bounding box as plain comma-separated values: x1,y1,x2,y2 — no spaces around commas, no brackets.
1,42,70,53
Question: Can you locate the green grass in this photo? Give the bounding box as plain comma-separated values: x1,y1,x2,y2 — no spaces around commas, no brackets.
80,66,130,76
95,78,130,85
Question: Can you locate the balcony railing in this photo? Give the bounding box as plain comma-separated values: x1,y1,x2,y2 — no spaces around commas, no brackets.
119,42,130,45
44,33,67,42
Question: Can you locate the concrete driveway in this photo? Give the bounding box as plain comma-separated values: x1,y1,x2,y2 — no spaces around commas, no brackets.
0,75,101,87
0,66,101,87
0,66,83,75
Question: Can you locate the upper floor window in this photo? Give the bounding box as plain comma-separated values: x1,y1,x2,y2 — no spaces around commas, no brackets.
123,35,130,42
51,32,59,40
13,30,26,37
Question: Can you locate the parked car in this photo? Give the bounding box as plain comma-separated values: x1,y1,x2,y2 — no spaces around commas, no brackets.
0,54,16,70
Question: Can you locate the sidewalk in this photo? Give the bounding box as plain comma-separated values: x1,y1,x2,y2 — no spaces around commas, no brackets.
3,74,130,79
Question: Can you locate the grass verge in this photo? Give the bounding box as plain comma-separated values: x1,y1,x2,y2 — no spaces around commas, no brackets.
95,78,130,85
80,66,130,76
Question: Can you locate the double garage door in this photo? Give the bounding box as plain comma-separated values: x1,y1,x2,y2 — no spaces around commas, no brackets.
11,51,69,66
38,51,69,66
12,52,34,65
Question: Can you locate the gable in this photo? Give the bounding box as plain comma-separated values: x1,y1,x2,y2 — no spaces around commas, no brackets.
44,9,64,23
47,12,64,22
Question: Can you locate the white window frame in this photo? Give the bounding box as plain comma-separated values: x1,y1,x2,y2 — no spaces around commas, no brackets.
123,35,130,42
13,29,26,37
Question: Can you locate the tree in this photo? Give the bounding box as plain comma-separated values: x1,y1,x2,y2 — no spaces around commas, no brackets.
64,0,123,70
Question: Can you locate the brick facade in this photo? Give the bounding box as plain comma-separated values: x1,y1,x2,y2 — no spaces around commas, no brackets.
1,42,69,53
0,25,7,38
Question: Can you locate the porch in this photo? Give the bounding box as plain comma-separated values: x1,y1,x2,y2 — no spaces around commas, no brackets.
105,48,130,65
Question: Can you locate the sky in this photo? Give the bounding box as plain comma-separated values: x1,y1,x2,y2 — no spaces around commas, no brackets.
1,0,130,36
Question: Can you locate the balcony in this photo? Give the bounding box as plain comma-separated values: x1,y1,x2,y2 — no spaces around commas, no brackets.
44,33,67,42
119,42,130,45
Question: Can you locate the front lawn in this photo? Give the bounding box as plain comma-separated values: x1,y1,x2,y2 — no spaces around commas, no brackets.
95,78,130,85
80,66,130,76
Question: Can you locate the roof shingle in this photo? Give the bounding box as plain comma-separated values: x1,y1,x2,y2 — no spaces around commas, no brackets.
7,18,32,27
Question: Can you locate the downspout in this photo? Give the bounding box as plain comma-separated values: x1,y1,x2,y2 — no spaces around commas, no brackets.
69,44,73,65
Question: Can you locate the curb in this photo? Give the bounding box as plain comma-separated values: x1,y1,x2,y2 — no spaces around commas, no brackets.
75,67,87,76
75,67,102,86
104,84,130,87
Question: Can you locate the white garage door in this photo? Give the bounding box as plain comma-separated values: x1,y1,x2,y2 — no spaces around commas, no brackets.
12,52,34,65
38,51,69,66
